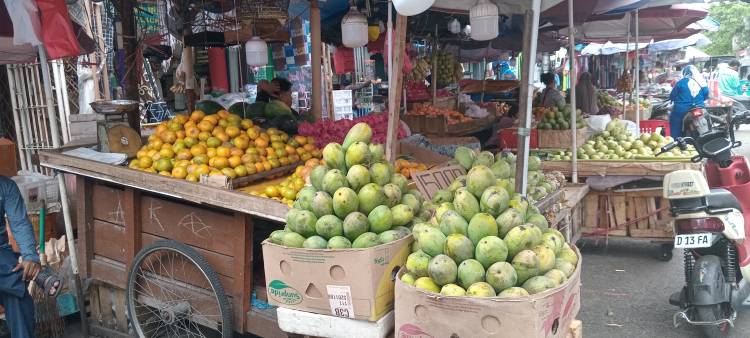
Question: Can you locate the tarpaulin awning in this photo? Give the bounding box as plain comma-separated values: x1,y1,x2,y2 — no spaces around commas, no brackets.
648,33,711,52
580,41,650,56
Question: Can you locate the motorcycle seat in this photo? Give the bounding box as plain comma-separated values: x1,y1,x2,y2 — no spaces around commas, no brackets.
707,188,742,212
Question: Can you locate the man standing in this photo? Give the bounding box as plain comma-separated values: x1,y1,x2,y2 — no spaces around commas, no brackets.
717,60,742,96
0,176,39,338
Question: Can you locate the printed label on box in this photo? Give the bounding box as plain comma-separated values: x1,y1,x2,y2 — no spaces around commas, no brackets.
327,285,355,318
412,165,466,200
268,280,303,305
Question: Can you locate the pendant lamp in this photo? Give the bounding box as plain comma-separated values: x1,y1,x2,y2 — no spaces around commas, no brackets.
393,0,435,16
341,6,368,48
470,0,499,41
245,36,268,66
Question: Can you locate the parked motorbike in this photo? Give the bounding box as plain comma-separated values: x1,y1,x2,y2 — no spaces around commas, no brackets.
661,107,750,337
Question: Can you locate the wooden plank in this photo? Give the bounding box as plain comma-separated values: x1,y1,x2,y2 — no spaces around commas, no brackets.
634,198,649,229
613,196,627,229
140,233,235,282
646,197,658,228
91,183,125,225
231,162,301,188
76,178,93,278
112,286,128,333
629,227,674,239
227,213,252,332
139,195,236,255
246,308,289,338
123,188,142,273
90,257,126,289
39,151,288,222
92,220,126,263
89,281,101,327
385,14,408,162
98,284,115,331
582,194,599,230
626,197,637,229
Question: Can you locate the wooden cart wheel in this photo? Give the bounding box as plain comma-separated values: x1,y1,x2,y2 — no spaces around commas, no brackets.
126,240,233,338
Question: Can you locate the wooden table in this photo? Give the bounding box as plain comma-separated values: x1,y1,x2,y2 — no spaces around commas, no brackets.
40,150,291,337
541,160,701,177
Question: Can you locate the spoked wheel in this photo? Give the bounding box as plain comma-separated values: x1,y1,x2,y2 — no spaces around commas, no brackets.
126,240,233,338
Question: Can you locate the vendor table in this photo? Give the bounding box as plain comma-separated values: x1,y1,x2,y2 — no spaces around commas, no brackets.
541,160,701,177
40,150,290,337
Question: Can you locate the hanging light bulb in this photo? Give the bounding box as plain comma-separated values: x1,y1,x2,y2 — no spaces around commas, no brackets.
245,36,268,66
341,6,368,48
393,0,435,16
470,0,499,41
448,19,461,34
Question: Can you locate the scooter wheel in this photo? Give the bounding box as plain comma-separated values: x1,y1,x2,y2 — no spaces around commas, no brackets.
696,304,731,338
657,243,673,261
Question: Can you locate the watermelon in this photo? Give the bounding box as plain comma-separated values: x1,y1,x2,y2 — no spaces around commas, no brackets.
195,100,224,116
228,102,254,119
265,100,293,118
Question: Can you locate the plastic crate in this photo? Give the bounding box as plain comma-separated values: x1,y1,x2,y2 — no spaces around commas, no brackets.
640,120,670,136
498,128,538,149
10,172,59,212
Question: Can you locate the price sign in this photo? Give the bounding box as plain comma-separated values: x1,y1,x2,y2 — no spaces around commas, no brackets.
412,165,466,201
199,174,232,189
327,285,355,318
332,90,354,120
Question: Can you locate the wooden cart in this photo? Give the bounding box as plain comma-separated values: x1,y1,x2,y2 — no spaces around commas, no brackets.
40,150,292,337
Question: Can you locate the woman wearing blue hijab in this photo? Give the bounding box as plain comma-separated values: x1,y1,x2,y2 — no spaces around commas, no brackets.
669,65,709,138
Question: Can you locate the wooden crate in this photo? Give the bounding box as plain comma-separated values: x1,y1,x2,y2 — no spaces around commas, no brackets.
582,189,674,239
88,283,131,338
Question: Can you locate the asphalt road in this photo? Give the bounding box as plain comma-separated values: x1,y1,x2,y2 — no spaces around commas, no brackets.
578,127,750,338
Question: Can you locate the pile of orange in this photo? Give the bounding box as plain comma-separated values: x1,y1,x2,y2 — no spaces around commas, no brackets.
129,110,321,182
240,158,324,206
394,159,428,178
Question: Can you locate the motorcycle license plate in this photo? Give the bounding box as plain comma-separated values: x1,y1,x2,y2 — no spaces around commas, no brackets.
674,233,713,249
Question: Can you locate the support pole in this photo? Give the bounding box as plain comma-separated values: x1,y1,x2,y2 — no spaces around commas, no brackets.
634,9,640,133
311,0,323,120
515,0,542,196
386,14,408,162
57,173,88,336
38,46,60,149
117,0,140,132
568,0,578,184
387,0,393,85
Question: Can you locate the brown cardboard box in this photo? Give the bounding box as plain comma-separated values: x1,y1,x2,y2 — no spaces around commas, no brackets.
398,141,451,166
262,235,412,321
538,128,588,149
395,247,582,338
0,138,17,177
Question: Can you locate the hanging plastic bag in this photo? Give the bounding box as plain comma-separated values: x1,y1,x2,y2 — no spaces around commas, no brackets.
3,0,43,46
36,0,79,59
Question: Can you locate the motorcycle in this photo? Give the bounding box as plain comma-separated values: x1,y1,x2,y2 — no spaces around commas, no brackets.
661,107,750,337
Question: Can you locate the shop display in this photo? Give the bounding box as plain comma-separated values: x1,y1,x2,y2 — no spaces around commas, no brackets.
405,82,453,101
407,57,432,84
597,91,621,115
534,104,585,130
297,112,407,147
408,103,473,125
574,119,696,160
268,123,422,249
394,159,428,178
398,148,576,297
128,110,321,180
240,158,323,205
434,51,464,88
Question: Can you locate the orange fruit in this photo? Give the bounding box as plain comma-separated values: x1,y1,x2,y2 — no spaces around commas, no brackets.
225,126,241,138
206,137,222,148
221,167,237,179
246,128,259,139
203,115,219,124
159,171,172,176
189,144,207,156
262,161,272,171
160,131,177,144
254,162,265,172
192,154,209,165
172,166,188,179
279,157,290,166
138,157,153,169
241,119,253,129
168,121,182,132
233,137,249,150
148,139,164,151
217,110,230,119
176,149,192,161
154,158,173,172
255,138,269,148
176,130,186,139
234,165,248,177
156,124,168,134
174,114,189,124
228,155,242,168
197,121,213,132
230,147,244,157
190,110,206,122
264,186,280,198
195,164,210,176
216,132,230,143
306,136,315,145
301,153,312,161
241,154,254,164
245,164,257,175
185,127,200,138
216,146,231,158
206,148,217,158
198,131,211,141
129,159,140,169
137,149,148,158
185,173,199,182
212,126,224,136
212,157,229,169
184,136,198,148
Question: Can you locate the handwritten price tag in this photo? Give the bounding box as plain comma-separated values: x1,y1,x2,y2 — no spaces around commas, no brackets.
327,285,355,319
412,165,466,200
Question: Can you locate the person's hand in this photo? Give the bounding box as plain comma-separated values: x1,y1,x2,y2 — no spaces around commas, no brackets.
13,260,41,282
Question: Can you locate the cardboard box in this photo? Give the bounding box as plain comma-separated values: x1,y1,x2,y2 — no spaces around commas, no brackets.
537,128,588,149
0,138,17,177
262,235,412,321
395,247,582,338
398,141,451,166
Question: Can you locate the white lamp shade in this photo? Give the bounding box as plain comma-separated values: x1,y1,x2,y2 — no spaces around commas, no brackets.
470,0,499,41
245,37,268,66
394,0,435,16
341,6,368,48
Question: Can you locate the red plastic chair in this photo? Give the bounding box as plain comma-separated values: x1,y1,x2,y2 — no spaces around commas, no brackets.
640,120,670,136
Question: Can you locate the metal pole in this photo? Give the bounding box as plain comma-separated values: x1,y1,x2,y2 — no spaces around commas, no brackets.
568,0,578,184
515,0,542,196
387,0,393,84
38,46,60,149
311,0,323,119
634,9,640,133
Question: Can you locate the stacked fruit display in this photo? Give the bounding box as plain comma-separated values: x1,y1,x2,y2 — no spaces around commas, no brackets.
129,110,321,181
434,51,464,87
399,151,577,297
408,103,473,125
597,91,619,110
240,158,323,206
407,57,432,84
268,123,424,249
575,119,697,160
297,113,407,148
535,104,586,130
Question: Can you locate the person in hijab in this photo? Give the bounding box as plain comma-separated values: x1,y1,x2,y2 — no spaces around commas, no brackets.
535,72,565,108
575,72,599,115
496,61,517,80
669,65,709,138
